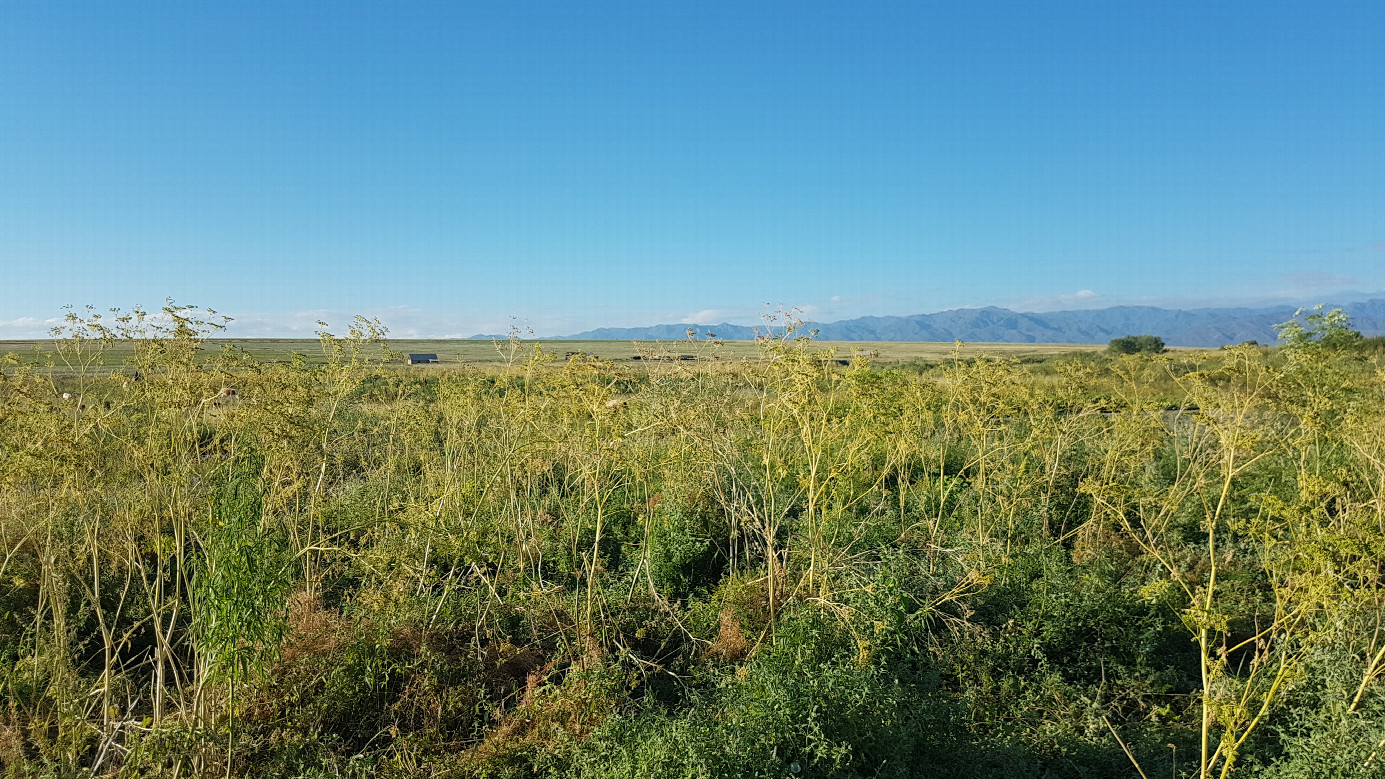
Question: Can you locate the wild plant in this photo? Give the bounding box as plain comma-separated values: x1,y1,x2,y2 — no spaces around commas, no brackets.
7,301,1385,777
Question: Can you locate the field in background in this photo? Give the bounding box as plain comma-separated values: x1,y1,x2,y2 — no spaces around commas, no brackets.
379,338,1108,365
2,337,1107,372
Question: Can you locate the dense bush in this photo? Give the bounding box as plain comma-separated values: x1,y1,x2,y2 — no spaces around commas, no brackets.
1108,334,1166,354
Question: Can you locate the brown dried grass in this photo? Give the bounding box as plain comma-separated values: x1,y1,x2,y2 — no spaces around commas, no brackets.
704,608,749,662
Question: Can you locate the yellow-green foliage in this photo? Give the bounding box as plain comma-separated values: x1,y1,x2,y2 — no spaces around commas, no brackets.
2,309,1384,778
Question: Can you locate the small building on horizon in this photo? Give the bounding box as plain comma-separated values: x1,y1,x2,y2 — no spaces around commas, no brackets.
407,353,439,365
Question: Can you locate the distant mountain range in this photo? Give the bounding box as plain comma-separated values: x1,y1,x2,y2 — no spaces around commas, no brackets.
471,299,1385,348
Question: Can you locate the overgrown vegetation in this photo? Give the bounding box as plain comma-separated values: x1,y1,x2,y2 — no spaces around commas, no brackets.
2,303,1384,778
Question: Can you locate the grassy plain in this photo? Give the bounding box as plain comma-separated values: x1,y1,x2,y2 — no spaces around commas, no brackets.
2,337,1107,372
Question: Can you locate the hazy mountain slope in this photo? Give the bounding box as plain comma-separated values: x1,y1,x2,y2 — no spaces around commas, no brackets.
518,299,1385,347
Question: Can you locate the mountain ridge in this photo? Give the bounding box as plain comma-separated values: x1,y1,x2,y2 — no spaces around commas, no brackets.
470,299,1385,348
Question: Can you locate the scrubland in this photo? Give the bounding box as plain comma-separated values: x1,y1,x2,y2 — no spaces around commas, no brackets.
2,305,1384,778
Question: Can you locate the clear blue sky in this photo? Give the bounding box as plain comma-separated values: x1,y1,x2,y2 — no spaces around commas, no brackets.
3,1,1383,337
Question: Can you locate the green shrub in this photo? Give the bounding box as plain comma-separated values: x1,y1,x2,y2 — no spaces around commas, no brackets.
1107,334,1166,354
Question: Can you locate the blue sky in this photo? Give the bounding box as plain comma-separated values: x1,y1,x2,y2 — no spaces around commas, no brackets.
2,1,1383,337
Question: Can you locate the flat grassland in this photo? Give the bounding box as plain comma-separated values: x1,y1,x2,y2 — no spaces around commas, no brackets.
2,337,1104,372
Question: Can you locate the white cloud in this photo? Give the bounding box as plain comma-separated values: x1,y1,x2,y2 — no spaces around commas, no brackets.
681,309,727,324
0,316,63,338
997,289,1108,312
0,316,57,328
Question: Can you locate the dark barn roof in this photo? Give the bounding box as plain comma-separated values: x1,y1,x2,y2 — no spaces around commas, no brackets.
407,353,439,363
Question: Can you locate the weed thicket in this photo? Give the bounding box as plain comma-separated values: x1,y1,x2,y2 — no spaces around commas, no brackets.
2,306,1384,777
